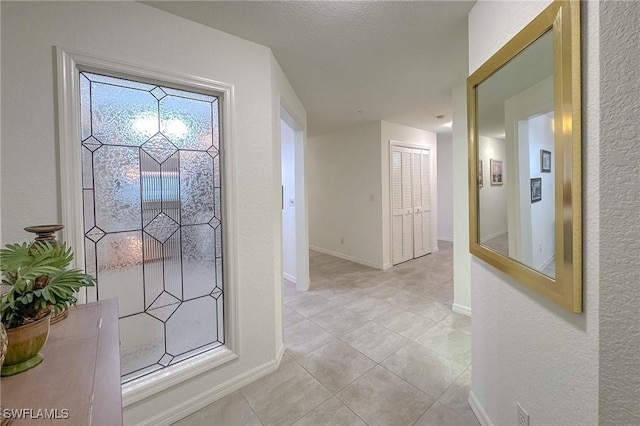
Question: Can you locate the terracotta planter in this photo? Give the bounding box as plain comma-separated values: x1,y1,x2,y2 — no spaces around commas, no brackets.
0,322,7,366
1,314,51,377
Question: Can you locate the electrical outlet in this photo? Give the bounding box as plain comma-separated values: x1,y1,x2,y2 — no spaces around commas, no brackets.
340,237,345,245
517,402,530,426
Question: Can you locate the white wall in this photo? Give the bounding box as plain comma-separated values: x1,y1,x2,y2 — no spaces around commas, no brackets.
436,133,453,242
478,136,507,243
381,120,437,268
307,121,383,268
468,2,599,426
1,2,306,424
452,83,471,316
599,2,640,424
281,120,296,281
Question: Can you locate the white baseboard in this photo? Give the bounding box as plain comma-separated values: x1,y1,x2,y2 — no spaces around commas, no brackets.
438,236,454,242
138,351,283,426
537,255,555,272
309,245,384,270
480,231,507,244
452,303,471,317
382,263,392,270
469,390,493,426
283,272,297,284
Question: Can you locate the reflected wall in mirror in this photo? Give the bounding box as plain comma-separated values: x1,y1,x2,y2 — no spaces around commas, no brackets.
468,0,582,313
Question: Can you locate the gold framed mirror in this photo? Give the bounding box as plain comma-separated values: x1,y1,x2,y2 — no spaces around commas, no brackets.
467,0,582,313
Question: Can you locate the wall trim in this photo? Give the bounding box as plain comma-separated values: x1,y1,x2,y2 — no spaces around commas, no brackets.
309,246,383,270
438,236,454,242
138,351,283,426
283,272,297,284
382,263,393,270
469,390,493,426
452,303,472,317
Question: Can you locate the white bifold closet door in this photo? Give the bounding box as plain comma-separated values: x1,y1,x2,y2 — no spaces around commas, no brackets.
412,149,431,257
392,146,432,265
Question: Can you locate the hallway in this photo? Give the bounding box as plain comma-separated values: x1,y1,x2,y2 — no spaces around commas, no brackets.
176,242,478,426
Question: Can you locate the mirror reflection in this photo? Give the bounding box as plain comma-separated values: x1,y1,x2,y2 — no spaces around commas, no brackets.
476,30,556,278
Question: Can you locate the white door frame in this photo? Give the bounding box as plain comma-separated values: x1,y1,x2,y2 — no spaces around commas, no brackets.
280,107,309,292
388,140,438,266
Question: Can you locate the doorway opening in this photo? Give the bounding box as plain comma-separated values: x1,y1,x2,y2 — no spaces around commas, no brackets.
281,108,309,292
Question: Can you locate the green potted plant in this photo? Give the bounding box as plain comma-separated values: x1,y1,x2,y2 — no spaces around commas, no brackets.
0,241,95,376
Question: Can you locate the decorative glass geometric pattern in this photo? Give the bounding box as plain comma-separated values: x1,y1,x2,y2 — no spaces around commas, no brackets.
151,87,167,101
145,213,179,243
79,71,223,384
141,134,178,164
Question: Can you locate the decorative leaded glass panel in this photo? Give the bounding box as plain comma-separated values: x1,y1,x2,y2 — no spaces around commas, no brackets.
79,71,223,383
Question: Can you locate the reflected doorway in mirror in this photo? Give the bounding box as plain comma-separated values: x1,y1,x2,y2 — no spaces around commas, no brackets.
530,178,542,203
478,160,483,187
490,159,503,186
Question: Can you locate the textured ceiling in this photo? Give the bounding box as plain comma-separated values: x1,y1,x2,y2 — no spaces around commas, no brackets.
144,1,473,137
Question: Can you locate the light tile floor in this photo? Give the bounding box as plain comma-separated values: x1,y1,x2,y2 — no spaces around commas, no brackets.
175,241,478,426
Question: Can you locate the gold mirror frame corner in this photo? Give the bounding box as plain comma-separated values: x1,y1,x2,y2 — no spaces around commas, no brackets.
467,0,582,313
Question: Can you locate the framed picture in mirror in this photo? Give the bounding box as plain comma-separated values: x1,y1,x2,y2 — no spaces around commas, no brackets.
541,150,551,172
490,159,502,186
531,178,542,203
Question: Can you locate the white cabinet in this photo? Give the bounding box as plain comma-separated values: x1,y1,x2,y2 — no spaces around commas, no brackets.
392,146,432,265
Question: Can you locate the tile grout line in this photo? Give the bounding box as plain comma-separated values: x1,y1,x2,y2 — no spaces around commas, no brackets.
238,390,265,426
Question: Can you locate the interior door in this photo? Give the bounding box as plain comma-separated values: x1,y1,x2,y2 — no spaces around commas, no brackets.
392,147,414,265
412,149,432,257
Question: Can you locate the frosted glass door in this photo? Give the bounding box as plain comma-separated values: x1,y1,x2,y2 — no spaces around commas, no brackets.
79,71,224,383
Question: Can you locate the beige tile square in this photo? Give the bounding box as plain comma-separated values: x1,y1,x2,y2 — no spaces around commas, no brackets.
438,312,471,335
415,322,471,366
369,287,416,306
343,296,396,320
173,390,261,426
337,365,434,426
285,305,306,327
287,293,334,317
381,343,466,398
325,291,367,308
298,340,376,393
340,322,410,362
403,297,451,322
292,397,366,426
439,367,472,409
373,308,437,340
422,284,454,305
414,401,479,426
241,362,331,426
279,351,295,367
285,319,335,358
309,306,369,337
